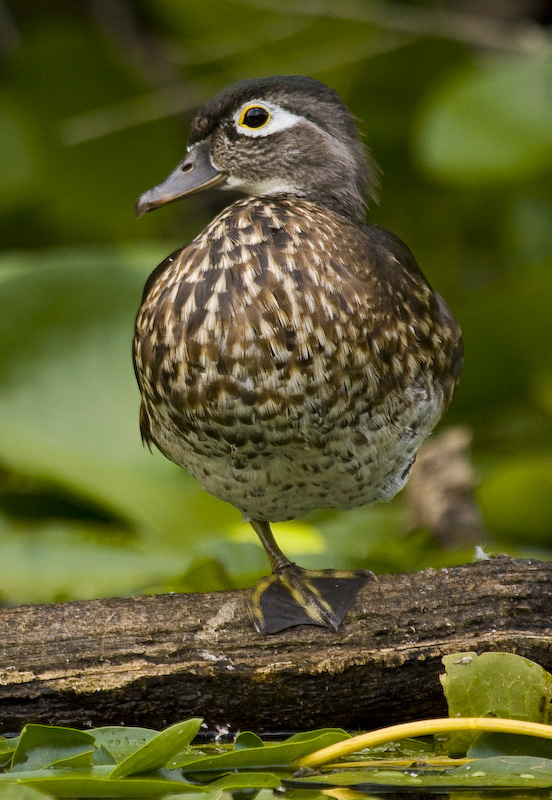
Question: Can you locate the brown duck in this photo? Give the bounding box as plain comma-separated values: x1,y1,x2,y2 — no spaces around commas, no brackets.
134,76,463,634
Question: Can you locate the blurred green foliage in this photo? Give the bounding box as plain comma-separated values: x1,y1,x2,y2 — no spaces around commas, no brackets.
0,0,551,605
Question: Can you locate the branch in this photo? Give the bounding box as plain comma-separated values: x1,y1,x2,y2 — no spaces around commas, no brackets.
405,427,488,547
234,0,551,55
0,557,550,735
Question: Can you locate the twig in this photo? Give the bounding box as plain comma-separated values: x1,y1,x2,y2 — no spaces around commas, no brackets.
405,427,488,548
232,0,550,55
60,30,409,144
60,82,209,144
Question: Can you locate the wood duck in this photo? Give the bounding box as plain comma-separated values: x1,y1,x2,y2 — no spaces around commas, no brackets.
133,76,463,635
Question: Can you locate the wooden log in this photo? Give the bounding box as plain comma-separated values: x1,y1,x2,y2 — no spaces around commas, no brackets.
0,556,550,735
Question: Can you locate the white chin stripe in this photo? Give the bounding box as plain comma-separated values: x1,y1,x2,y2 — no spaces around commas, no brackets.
233,101,306,138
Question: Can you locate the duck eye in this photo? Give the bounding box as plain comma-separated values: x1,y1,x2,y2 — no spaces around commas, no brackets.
239,105,270,130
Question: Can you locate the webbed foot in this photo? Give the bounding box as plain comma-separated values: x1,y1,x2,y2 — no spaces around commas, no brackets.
248,565,373,635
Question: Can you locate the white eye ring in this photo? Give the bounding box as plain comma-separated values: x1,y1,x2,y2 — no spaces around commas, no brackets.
233,101,305,138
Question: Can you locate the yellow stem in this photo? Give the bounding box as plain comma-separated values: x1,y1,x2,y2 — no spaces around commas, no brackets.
298,717,552,769
321,756,473,769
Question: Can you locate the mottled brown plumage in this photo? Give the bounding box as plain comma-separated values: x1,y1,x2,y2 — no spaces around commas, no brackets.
133,76,463,634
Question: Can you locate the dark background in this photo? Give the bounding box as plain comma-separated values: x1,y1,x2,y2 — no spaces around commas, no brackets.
0,0,551,604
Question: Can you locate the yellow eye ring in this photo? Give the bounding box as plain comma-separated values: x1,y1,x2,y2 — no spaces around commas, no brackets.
239,105,271,130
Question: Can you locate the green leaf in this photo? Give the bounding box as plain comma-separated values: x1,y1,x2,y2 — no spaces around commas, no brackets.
442,651,552,721
416,55,552,185
109,718,203,779
89,727,159,764
468,731,552,760
209,771,281,790
0,738,18,769
234,731,264,750
0,523,189,606
11,725,96,773
451,754,552,788
170,729,350,771
0,250,240,604
0,251,191,542
292,754,552,789
91,746,117,767
0,771,208,797
5,19,185,244
284,729,349,744
441,652,552,755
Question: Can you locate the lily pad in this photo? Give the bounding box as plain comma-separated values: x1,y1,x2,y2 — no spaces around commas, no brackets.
441,651,552,755
469,731,552,760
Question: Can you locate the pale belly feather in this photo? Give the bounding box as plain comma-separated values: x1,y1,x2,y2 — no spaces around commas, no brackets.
148,380,442,522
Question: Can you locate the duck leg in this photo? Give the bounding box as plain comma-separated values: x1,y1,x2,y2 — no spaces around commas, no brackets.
247,520,373,635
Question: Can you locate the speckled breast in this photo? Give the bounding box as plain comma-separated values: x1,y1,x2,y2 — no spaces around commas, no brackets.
134,197,457,521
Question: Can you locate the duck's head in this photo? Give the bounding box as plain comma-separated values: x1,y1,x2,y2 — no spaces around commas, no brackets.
136,75,378,224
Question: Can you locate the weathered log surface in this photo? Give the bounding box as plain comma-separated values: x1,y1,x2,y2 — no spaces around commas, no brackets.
0,556,550,735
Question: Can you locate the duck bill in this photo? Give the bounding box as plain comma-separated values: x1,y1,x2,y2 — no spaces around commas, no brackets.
135,142,226,217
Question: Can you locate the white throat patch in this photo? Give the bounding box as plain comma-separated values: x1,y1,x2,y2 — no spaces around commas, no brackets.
223,175,302,196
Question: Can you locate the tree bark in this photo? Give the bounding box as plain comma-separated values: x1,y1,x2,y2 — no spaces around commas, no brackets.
0,556,550,736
